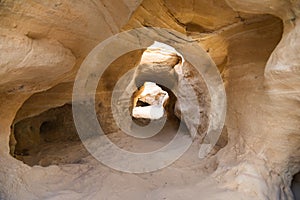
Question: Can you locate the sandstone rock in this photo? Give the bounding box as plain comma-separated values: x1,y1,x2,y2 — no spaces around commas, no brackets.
0,0,299,200
132,82,169,120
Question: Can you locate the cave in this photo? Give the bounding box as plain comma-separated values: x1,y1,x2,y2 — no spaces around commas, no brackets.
9,42,211,168
1,0,300,200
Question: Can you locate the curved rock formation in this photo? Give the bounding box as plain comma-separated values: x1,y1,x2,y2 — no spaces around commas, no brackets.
0,0,299,199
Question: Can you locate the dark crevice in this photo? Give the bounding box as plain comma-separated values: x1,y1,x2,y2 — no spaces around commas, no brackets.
292,172,300,200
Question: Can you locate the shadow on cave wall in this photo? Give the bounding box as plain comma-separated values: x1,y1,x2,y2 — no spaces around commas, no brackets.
10,104,89,167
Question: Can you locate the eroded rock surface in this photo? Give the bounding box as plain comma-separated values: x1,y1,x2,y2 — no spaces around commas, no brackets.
132,82,169,120
0,0,299,200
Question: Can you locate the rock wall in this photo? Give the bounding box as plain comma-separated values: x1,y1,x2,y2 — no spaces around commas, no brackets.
0,0,299,200
215,0,300,199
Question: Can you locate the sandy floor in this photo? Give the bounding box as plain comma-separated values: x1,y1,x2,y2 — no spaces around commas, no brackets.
8,115,249,200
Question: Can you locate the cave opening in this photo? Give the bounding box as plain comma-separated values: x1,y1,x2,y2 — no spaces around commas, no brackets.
132,81,170,120
130,80,181,136
10,104,88,167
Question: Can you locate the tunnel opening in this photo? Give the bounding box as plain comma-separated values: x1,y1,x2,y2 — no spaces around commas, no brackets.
130,81,180,132
101,41,213,153
111,80,184,153
132,81,170,120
